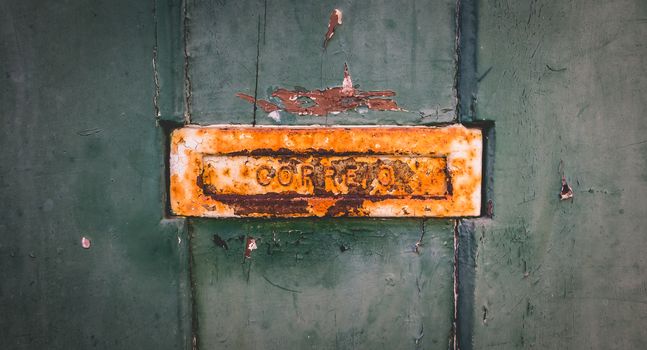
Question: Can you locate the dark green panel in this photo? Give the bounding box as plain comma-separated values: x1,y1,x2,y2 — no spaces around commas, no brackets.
190,219,454,349
155,0,185,122
0,1,190,349
186,1,461,348
185,0,264,124
187,0,458,125
470,0,647,348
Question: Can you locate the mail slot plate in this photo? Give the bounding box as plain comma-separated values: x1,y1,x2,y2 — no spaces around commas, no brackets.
170,125,482,217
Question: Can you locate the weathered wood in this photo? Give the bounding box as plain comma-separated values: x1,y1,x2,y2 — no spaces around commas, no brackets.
0,1,191,349
187,0,458,125
470,0,647,348
185,0,461,347
190,219,455,349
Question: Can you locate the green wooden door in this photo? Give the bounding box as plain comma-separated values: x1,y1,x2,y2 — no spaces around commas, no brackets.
183,1,461,348
2,0,647,349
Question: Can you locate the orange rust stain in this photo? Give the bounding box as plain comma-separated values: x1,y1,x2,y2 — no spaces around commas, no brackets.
199,155,448,198
170,174,184,206
171,139,180,154
169,125,482,218
307,198,338,217
236,64,401,116
196,127,474,156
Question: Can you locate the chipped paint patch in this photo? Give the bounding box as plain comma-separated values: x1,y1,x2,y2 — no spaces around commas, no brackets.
81,237,91,249
244,237,257,258
236,64,401,116
169,125,483,217
324,9,343,48
560,175,574,200
267,110,281,122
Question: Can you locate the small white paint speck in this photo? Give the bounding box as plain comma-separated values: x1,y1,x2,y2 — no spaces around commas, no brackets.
268,111,281,122
81,237,91,249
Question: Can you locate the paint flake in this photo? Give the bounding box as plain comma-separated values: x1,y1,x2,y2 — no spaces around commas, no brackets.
324,9,343,48
267,110,281,122
236,64,401,116
244,237,257,258
560,175,574,200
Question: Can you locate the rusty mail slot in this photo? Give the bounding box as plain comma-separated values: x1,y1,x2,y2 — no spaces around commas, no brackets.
170,126,482,217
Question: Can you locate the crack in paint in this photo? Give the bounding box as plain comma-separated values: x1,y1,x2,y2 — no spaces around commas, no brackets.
560,175,574,200
452,219,460,350
182,0,192,124
187,220,200,350
252,15,262,126
152,0,161,120
262,275,302,293
453,0,462,123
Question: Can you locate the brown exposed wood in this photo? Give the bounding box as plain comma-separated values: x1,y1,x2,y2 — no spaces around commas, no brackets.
323,9,342,48
236,64,402,116
235,93,281,113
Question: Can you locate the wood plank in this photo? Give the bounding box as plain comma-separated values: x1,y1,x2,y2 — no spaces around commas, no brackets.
190,219,455,349
187,0,458,125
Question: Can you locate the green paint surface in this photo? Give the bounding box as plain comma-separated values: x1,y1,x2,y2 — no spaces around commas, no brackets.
470,0,647,348
4,0,647,348
0,1,190,349
190,219,454,349
185,1,461,348
187,0,458,125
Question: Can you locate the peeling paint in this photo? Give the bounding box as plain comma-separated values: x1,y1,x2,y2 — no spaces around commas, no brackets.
81,237,91,249
267,110,281,122
236,64,402,116
560,175,573,200
323,9,342,48
244,237,257,258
